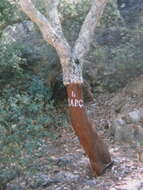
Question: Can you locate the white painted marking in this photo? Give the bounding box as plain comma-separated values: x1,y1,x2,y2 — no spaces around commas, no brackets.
68,98,84,108
71,91,76,98
74,99,79,107
79,100,84,108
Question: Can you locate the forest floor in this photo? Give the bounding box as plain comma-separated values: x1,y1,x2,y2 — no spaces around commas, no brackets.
8,89,143,190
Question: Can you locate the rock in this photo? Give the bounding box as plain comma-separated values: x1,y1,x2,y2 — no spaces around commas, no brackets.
29,174,58,189
111,117,134,142
128,110,141,123
132,125,143,142
87,110,95,121
56,157,72,167
85,179,97,187
54,171,80,183
111,108,143,144
55,153,83,168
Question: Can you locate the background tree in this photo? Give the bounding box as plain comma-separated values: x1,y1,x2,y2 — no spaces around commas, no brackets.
18,0,112,176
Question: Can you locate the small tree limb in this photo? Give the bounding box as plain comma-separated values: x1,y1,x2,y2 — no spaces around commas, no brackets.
19,0,59,46
73,0,108,60
44,0,63,36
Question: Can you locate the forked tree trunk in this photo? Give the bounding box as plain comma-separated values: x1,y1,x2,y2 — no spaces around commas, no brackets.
67,83,112,176
18,0,112,177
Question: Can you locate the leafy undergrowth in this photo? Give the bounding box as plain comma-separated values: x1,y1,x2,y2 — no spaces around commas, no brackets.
0,74,68,190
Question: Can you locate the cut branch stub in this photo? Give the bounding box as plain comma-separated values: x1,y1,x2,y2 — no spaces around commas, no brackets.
66,83,112,176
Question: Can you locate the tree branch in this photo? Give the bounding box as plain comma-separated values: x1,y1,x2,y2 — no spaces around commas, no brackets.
44,0,63,36
19,0,74,85
19,0,58,46
73,0,108,61
19,0,70,52
19,0,48,27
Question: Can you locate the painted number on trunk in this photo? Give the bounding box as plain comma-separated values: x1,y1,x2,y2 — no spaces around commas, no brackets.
68,91,84,108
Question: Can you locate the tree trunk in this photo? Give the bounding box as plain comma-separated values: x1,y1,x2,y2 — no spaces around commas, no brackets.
66,83,112,176
18,0,112,177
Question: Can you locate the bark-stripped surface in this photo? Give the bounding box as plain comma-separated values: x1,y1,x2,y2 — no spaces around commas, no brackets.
67,83,112,176
18,0,112,176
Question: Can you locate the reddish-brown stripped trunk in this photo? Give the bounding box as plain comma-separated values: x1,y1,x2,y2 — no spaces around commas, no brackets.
66,83,112,176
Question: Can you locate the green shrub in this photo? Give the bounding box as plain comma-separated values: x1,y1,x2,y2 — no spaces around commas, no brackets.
0,73,67,177
0,42,26,85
